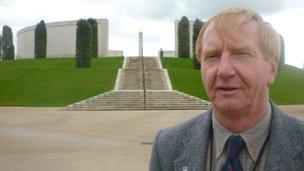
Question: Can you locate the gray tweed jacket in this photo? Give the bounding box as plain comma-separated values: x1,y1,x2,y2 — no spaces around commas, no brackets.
149,101,304,171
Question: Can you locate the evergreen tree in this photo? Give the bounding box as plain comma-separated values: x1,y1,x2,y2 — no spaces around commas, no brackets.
192,19,203,69
178,16,190,58
87,18,98,58
2,25,14,60
34,20,47,59
75,19,92,68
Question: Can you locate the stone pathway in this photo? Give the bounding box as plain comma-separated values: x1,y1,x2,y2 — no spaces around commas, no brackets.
1,106,303,171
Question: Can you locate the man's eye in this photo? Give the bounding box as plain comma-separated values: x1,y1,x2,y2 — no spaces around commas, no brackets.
240,52,249,55
236,52,250,56
207,54,219,58
202,52,221,61
231,52,250,59
203,54,220,62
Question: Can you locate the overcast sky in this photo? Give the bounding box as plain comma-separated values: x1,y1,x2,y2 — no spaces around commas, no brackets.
0,0,304,68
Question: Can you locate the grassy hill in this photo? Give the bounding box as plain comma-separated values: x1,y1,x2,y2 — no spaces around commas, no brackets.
270,65,304,104
161,57,304,105
0,57,123,106
1,57,303,106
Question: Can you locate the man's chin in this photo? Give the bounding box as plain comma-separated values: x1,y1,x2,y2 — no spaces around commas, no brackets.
213,100,247,114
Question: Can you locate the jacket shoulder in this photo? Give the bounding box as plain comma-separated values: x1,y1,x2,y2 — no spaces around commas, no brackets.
151,112,211,170
281,112,304,144
157,112,210,147
274,107,304,142
268,106,304,170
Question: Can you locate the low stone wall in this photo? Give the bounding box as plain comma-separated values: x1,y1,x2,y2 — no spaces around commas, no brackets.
163,50,175,57
108,50,123,57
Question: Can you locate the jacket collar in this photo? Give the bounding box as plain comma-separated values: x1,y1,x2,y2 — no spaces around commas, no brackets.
174,110,212,171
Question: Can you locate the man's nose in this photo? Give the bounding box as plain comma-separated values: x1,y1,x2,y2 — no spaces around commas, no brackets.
217,53,235,78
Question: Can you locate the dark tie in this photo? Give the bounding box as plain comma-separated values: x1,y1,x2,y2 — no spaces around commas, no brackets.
221,135,246,171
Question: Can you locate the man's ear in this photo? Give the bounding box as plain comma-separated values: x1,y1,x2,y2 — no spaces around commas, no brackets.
268,56,279,85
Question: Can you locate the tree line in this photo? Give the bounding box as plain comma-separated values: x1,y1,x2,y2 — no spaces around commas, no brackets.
2,17,285,70
34,18,99,68
178,16,204,69
35,18,98,68
0,22,47,60
0,18,99,69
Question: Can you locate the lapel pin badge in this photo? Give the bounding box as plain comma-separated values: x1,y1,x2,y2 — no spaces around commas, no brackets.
182,166,189,171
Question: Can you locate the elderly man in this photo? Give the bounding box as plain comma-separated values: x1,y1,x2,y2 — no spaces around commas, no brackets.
150,7,304,171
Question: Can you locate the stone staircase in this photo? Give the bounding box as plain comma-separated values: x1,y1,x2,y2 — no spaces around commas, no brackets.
64,90,210,111
64,57,211,111
116,57,170,90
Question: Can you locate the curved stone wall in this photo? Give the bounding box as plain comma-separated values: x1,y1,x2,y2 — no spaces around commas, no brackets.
16,19,109,59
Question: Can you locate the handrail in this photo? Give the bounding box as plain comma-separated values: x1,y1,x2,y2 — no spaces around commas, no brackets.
139,31,146,110
141,53,146,110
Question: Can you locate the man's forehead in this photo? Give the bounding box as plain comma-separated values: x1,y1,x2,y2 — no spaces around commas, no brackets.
202,20,260,45
202,22,222,45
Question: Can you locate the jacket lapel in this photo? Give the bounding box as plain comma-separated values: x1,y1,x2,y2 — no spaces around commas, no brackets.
174,110,212,171
265,101,303,170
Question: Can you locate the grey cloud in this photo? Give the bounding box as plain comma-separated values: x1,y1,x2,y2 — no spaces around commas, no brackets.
285,0,304,8
105,0,292,46
110,0,180,20
109,16,161,42
107,0,304,21
0,16,37,30
0,0,15,6
183,0,286,20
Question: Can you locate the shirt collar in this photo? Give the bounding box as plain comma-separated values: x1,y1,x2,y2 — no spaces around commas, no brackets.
212,114,232,159
212,101,272,161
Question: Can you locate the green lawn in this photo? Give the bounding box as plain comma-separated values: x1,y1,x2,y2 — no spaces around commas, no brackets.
0,57,123,106
270,65,304,104
161,57,208,100
1,57,303,106
161,57,304,105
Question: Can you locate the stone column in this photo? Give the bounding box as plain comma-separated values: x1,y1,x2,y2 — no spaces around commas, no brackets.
139,31,143,57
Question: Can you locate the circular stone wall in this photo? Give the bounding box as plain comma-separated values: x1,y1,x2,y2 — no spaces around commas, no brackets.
16,19,109,59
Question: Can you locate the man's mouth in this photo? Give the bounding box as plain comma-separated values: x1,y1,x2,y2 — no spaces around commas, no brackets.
216,86,239,91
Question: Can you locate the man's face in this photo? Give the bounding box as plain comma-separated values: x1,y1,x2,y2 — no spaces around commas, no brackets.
200,21,277,114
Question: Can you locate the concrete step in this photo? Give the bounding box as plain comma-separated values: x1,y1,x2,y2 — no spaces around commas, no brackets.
118,57,167,90
63,90,211,111
65,108,145,111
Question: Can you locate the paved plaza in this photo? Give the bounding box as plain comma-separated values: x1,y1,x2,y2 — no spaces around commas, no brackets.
0,106,303,171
